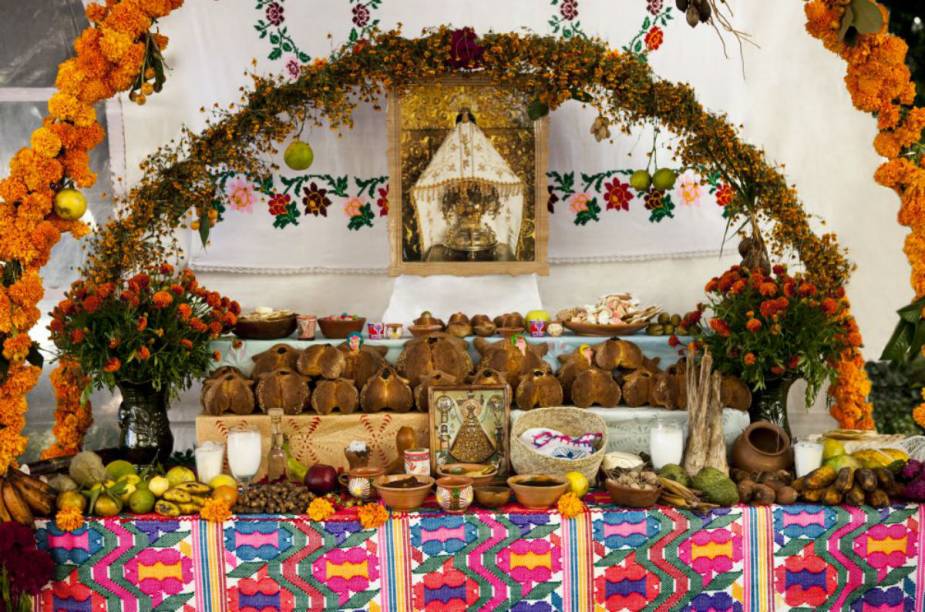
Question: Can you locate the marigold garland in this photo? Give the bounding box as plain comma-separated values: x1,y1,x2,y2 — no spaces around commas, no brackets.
54,507,84,532
307,497,335,522
357,502,388,529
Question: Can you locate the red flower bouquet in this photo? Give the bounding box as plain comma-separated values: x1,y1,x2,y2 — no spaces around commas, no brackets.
0,521,54,610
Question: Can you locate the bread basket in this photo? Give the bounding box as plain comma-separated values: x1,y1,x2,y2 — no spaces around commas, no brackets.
510,407,608,481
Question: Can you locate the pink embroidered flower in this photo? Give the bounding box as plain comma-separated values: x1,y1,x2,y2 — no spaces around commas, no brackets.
496,539,561,588
569,192,591,213
858,524,916,573
311,547,379,606
285,56,301,80
647,0,663,14
226,176,256,213
343,197,364,218
265,2,284,26
268,193,290,216
678,171,703,206
560,0,578,20
678,528,742,579
352,4,370,27
124,549,192,606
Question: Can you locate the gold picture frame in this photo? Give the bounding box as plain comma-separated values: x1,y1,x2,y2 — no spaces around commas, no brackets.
427,384,511,477
387,76,549,276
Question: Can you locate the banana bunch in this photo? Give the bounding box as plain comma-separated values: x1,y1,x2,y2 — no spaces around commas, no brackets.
851,448,908,470
795,465,899,507
0,469,56,527
155,481,211,517
658,476,719,512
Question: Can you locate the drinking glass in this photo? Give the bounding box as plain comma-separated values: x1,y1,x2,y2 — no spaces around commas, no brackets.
194,441,225,484
227,427,262,488
649,419,684,470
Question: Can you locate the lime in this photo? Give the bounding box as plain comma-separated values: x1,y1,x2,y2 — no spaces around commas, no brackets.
128,489,156,514
284,140,314,171
105,459,137,482
652,168,677,191
53,188,88,221
629,170,652,191
565,471,590,498
166,466,196,488
94,494,122,517
821,438,845,461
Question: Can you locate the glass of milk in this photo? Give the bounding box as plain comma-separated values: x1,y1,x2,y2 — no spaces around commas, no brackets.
793,440,823,477
194,441,225,485
227,427,262,488
649,420,684,469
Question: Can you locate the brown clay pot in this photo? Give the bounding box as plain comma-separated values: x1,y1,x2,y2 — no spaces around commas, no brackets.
731,421,794,473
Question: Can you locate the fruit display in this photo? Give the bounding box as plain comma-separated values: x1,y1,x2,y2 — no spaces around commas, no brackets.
645,312,688,337
233,481,316,514
795,465,901,507
555,293,661,327
730,469,798,505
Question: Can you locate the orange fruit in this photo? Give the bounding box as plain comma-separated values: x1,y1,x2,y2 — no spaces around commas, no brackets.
212,485,238,506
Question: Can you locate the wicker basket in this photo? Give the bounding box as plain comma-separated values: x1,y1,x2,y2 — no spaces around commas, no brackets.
510,407,608,481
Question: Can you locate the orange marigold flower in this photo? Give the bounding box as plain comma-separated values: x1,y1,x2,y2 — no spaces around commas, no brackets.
758,282,777,297
308,497,335,522
357,502,388,529
223,312,238,327
178,303,192,321
208,321,222,336
190,318,208,333
152,290,173,308
771,365,785,376
743,353,757,366
708,318,731,337
159,263,174,275
180,339,193,349
83,295,101,314
30,127,62,158
55,507,84,532
821,297,838,315
798,282,817,297
746,318,762,333
212,350,221,361
170,284,184,295
729,279,747,295
70,328,85,344
108,338,120,349
137,346,151,360
200,497,232,523
2,334,33,362
557,492,585,519
103,357,121,373
137,315,148,331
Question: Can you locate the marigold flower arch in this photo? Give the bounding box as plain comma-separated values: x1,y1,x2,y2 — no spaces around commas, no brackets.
0,3,882,469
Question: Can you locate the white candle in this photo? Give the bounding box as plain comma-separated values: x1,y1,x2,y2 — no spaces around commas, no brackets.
649,421,684,469
793,441,823,478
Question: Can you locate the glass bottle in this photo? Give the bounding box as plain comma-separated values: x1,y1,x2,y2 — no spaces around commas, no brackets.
267,408,287,482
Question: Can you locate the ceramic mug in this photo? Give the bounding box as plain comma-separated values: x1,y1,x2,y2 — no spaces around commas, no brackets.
404,448,430,476
435,476,474,513
367,321,386,339
297,314,317,340
528,320,547,337
339,466,385,501
386,323,403,339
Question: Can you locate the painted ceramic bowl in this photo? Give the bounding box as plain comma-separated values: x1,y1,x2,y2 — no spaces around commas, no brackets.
435,476,474,513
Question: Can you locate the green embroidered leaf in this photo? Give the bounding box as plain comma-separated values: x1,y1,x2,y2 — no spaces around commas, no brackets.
634,39,643,53
298,52,311,62
54,564,73,582
268,48,282,61
342,589,379,610
282,41,292,52
881,565,915,586
595,548,633,567
154,592,194,612
151,530,188,548
526,581,561,600
340,529,376,548
706,570,742,592
269,33,280,44
642,17,651,29
776,537,812,558
228,561,265,579
704,512,739,529
412,554,452,574
525,523,559,539
349,29,359,42
882,507,918,524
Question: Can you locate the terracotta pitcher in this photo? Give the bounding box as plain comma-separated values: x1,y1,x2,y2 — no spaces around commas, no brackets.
731,421,794,473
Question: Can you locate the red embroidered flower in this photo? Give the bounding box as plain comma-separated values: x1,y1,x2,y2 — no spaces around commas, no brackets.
265,2,284,26
268,193,290,216
302,182,331,217
644,27,664,51
352,4,370,27
376,185,389,216
560,0,578,20
715,183,734,206
603,178,633,211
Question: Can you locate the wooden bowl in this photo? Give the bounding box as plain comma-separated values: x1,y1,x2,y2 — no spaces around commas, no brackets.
604,478,662,508
507,474,569,509
409,324,444,337
437,463,498,486
233,314,297,340
474,485,511,509
374,474,434,511
318,317,366,339
562,320,647,336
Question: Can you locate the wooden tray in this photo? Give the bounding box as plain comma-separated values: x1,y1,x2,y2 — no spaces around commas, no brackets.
562,320,647,336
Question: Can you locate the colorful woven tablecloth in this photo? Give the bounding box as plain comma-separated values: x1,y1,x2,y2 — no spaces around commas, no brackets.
33,502,925,611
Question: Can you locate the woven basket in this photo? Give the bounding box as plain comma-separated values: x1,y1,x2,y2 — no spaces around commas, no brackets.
510,407,608,481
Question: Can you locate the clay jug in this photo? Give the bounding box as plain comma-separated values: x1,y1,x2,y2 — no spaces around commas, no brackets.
731,421,794,473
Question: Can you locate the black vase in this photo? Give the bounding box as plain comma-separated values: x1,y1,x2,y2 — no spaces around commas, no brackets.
749,376,795,438
117,381,173,464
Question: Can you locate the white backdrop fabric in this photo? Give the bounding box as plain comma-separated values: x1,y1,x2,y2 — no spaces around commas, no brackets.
143,0,741,274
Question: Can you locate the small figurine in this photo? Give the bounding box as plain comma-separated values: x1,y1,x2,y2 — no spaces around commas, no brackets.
346,331,363,353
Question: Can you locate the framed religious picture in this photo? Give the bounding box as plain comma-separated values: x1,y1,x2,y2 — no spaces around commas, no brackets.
427,384,511,477
387,77,549,276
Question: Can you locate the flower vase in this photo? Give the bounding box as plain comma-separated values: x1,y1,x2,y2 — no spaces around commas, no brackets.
117,381,173,464
749,376,795,438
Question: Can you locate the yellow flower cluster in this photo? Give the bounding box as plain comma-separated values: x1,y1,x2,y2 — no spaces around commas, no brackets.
557,492,585,519
200,497,232,523
357,502,388,530
0,0,181,473
307,497,335,522
55,507,85,532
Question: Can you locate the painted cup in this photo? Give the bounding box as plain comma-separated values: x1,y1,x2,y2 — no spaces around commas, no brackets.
339,466,385,501
386,323,403,339
367,321,386,339
528,320,547,337
435,476,474,514
404,448,431,476
296,314,317,340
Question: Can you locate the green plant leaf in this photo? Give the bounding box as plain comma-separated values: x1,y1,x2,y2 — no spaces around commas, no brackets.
198,209,210,246
527,99,549,120
26,342,43,368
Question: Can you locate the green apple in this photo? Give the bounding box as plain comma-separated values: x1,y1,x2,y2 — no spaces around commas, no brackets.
284,140,314,171
54,188,87,221
652,168,678,191
629,170,652,191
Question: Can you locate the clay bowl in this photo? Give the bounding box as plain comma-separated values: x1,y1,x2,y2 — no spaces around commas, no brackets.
437,463,498,487
474,485,512,509
318,317,366,339
604,478,662,508
409,323,444,337
233,314,297,340
374,474,434,511
507,474,569,509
